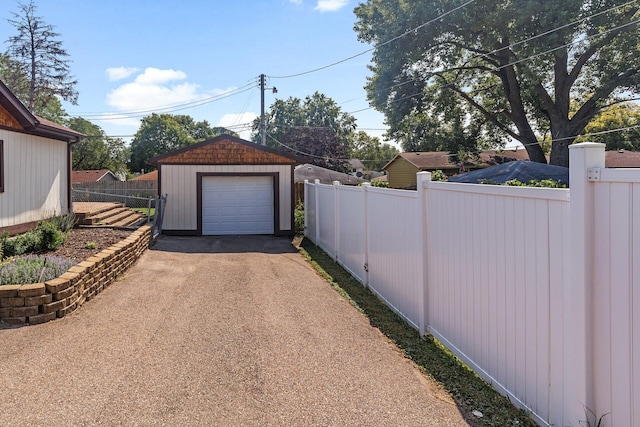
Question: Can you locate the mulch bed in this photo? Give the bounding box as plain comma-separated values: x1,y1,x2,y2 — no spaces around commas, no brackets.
53,228,134,263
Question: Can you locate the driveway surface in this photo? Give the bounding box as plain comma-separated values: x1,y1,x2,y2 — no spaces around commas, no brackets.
0,236,469,426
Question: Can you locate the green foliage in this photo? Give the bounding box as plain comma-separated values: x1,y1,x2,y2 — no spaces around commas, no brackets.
354,0,640,167
281,127,351,172
254,92,356,166
0,218,69,260
576,103,640,151
294,202,305,235
352,131,399,171
84,241,97,250
68,117,129,175
369,180,389,188
47,213,76,233
480,178,567,188
430,170,447,182
37,221,66,251
0,255,75,285
128,113,236,172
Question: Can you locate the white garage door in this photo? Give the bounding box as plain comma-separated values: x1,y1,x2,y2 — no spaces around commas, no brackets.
202,176,274,235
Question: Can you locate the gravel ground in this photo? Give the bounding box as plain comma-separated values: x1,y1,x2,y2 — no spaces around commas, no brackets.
0,235,469,426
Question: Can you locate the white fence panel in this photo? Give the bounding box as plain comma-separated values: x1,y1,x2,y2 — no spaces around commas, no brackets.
304,181,317,244
425,182,570,425
303,145,640,427
366,188,422,329
591,174,640,427
336,186,366,283
316,184,337,257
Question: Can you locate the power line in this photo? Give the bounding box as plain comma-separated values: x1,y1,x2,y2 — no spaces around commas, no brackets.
340,1,638,114
267,0,476,80
70,81,257,119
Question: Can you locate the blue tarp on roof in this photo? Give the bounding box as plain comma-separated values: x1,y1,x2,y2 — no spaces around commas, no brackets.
448,160,569,186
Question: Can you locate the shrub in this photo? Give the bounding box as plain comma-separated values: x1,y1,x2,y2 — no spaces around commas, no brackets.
36,221,67,251
370,180,389,188
430,170,448,182
47,213,76,232
0,255,76,285
294,202,305,235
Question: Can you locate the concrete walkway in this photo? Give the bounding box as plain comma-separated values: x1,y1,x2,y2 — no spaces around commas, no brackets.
0,236,469,426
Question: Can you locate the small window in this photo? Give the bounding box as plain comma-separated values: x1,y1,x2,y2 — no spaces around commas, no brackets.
0,140,4,193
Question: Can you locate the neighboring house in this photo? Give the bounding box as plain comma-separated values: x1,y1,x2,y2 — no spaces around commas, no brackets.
349,159,365,177
383,149,530,189
71,169,119,184
604,150,640,168
0,80,84,235
148,134,299,236
130,170,158,182
295,163,365,185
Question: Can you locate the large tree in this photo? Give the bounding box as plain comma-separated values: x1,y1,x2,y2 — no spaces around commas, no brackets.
281,127,351,172
253,92,357,151
68,117,129,176
5,1,78,114
576,102,640,150
128,113,236,172
352,131,399,170
354,0,640,166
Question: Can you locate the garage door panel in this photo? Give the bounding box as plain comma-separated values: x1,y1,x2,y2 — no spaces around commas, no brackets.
202,176,274,235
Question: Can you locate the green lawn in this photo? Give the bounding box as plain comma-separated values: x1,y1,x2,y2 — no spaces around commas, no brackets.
299,238,537,427
131,207,155,217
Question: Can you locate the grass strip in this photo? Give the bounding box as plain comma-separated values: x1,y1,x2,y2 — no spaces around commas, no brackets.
299,238,537,427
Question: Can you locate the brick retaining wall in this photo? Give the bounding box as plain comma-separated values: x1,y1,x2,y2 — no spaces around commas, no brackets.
0,225,153,327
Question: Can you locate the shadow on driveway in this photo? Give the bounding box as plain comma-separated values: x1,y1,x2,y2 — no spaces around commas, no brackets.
150,235,298,255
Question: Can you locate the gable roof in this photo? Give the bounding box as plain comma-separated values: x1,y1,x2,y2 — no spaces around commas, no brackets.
0,79,84,142
383,148,531,171
72,169,118,183
147,134,300,165
605,150,640,168
294,163,364,185
130,170,158,181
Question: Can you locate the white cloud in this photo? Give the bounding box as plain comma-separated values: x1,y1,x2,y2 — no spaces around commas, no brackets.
134,67,187,85
106,67,140,81
314,0,348,12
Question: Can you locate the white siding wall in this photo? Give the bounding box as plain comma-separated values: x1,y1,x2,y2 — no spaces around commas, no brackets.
0,129,68,228
161,164,292,232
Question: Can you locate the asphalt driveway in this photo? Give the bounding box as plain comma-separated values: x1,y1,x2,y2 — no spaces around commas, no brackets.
0,235,469,426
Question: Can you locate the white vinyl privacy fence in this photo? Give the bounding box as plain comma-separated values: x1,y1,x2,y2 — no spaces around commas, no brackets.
304,143,639,427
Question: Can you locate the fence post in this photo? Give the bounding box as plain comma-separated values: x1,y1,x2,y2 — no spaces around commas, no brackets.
362,182,371,288
567,142,605,425
416,172,431,337
333,181,340,262
304,180,309,237
314,179,320,247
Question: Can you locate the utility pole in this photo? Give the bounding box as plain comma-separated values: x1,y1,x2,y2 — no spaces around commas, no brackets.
260,74,266,146
259,74,277,146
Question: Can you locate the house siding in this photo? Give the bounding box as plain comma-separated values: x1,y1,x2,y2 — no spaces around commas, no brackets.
0,129,69,229
161,164,293,233
386,159,420,189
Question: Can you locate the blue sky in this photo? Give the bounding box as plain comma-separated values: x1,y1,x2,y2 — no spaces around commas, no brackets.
0,0,389,143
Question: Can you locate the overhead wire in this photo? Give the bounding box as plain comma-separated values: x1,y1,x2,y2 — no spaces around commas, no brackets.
267,0,476,79
339,1,639,114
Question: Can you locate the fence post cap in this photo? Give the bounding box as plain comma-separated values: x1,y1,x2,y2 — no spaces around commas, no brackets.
333,181,341,186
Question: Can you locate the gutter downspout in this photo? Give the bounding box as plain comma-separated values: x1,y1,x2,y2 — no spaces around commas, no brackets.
67,137,80,216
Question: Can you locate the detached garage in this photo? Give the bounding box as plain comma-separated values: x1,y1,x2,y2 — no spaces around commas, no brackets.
148,135,298,236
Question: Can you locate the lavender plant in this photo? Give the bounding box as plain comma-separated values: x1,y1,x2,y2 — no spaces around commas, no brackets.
0,255,76,285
